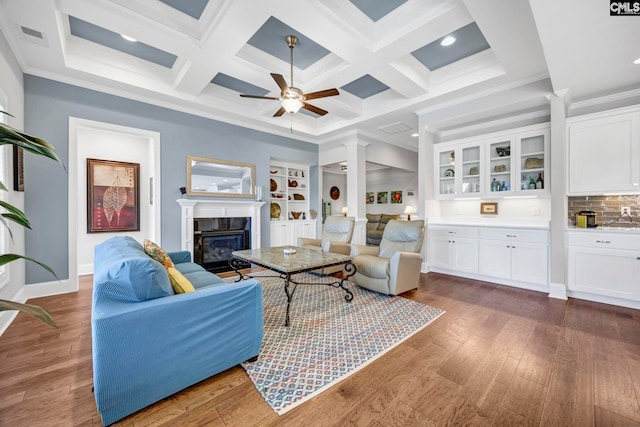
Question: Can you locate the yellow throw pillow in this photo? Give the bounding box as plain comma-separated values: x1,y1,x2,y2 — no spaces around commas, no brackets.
166,267,195,293
143,239,174,269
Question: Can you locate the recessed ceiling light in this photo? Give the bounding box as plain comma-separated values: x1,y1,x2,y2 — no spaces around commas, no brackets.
633,57,640,65
440,35,456,47
411,133,419,137
121,34,137,42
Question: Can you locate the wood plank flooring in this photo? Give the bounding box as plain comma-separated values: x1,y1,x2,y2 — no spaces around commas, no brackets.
1,272,640,426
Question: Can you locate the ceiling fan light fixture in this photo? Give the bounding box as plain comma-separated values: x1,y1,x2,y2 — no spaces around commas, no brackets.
282,98,303,113
440,35,456,47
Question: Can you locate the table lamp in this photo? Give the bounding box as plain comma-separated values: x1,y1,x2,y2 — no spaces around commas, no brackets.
341,207,348,216
404,205,415,221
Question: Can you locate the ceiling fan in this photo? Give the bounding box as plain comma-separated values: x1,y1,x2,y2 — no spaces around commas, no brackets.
240,35,339,117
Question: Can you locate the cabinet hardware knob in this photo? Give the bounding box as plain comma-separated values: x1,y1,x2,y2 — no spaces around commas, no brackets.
448,231,456,234
506,234,517,238
596,240,611,244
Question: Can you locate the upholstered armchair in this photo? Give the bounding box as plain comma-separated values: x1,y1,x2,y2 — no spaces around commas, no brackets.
298,216,355,273
350,220,424,295
298,215,355,255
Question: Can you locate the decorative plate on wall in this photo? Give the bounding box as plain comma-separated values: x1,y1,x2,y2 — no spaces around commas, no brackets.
270,179,277,192
330,186,340,200
270,202,281,219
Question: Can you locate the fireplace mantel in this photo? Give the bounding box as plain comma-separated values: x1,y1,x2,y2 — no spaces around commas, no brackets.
177,199,265,258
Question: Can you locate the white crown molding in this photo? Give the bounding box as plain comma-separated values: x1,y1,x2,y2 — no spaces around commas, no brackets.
568,87,640,111
436,108,550,140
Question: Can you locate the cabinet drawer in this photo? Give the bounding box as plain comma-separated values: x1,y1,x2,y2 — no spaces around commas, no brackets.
479,228,548,243
567,232,640,251
429,226,478,239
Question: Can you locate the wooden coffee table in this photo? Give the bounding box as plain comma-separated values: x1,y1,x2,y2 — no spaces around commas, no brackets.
230,246,356,326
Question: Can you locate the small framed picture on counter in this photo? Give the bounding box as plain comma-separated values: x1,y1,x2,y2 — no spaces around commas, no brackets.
480,202,498,215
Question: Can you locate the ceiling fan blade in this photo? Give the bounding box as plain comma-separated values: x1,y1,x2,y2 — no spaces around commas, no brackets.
240,94,280,100
302,102,328,116
273,106,286,117
303,88,339,100
271,73,289,92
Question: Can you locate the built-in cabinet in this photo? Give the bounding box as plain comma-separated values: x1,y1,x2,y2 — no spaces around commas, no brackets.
434,124,550,199
567,108,640,195
429,226,479,273
567,231,640,304
428,224,549,292
478,228,548,286
269,160,316,246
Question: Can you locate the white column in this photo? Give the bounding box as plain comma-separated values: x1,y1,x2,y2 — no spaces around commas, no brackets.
548,91,569,299
418,117,438,272
345,139,369,245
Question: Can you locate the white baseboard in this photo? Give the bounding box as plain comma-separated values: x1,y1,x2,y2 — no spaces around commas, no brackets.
78,263,93,276
548,282,568,300
0,279,75,336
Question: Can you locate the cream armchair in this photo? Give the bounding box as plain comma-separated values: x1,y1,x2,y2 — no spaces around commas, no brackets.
298,216,355,274
298,216,355,255
350,220,424,295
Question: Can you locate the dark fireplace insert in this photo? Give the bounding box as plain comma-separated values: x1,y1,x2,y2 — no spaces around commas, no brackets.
193,217,250,273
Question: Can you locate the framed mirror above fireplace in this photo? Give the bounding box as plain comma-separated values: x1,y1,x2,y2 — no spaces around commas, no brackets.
186,155,255,198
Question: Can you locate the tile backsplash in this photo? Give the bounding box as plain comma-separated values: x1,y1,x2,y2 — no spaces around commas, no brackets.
567,195,640,227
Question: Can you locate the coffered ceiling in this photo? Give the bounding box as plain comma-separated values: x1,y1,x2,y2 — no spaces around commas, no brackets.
0,0,638,150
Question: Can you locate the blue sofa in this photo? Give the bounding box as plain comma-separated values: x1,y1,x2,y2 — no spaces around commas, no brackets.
92,236,263,425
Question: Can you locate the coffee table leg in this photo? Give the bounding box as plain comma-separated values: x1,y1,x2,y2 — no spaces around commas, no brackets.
340,261,356,302
284,273,295,326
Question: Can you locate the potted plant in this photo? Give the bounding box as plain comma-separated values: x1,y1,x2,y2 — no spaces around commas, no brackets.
0,111,64,328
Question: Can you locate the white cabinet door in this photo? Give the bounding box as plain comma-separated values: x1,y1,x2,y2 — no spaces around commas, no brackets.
479,240,511,279
567,246,640,301
295,221,316,240
429,235,453,269
568,112,640,194
511,241,548,285
451,237,479,273
270,222,295,246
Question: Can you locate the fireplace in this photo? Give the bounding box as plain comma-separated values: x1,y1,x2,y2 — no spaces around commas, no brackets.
193,217,250,273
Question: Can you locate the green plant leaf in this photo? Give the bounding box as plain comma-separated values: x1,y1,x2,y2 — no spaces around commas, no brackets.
0,215,15,242
0,299,57,328
0,254,59,281
0,200,31,227
0,123,65,170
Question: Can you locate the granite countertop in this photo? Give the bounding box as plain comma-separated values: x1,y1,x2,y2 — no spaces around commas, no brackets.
427,217,550,229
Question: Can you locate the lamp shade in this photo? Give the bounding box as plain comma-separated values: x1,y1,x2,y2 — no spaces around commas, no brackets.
281,98,303,114
341,207,348,216
404,205,415,220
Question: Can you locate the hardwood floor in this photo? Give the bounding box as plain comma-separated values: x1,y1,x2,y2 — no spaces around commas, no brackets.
2,272,640,426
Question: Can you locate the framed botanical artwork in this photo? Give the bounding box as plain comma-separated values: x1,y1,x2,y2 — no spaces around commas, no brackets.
13,145,24,192
480,202,498,215
365,192,374,204
87,158,140,233
390,190,402,204
377,191,388,204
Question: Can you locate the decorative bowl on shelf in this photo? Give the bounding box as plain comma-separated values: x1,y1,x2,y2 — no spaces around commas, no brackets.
469,167,479,175
494,164,506,173
270,170,278,174
291,211,302,219
524,157,543,169
270,179,277,191
293,193,305,200
496,146,510,157
288,179,298,188
444,168,454,177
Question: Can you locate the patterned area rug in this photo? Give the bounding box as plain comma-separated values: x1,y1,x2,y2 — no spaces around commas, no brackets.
229,272,445,415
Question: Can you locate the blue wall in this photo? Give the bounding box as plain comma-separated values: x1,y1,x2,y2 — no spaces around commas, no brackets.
24,75,318,283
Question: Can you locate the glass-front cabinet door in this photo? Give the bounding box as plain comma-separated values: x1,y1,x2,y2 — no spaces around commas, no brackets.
436,147,457,198
487,137,514,195
517,129,549,195
460,143,482,196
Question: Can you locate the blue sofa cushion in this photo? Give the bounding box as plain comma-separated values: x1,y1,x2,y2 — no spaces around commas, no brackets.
94,236,174,301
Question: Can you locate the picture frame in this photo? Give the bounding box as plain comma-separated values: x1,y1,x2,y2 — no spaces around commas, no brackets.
13,145,24,192
87,158,140,233
480,202,498,215
365,191,374,204
377,191,388,204
390,190,402,204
